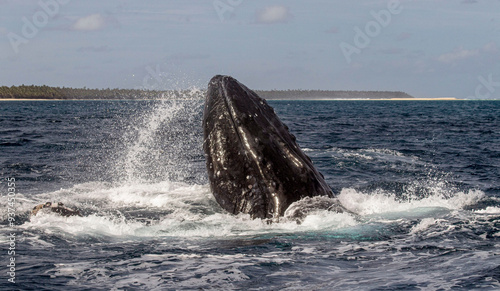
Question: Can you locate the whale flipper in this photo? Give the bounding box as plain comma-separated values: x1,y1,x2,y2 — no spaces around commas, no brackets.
203,75,345,220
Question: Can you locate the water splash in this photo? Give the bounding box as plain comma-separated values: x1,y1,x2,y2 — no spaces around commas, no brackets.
338,187,484,216
115,89,205,184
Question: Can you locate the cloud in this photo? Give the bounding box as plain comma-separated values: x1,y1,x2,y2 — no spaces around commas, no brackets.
437,47,479,63
256,6,290,24
483,42,498,53
461,0,478,3
72,14,106,31
0,27,7,35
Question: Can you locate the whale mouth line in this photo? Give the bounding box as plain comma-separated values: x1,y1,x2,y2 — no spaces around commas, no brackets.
220,77,244,147
218,76,263,166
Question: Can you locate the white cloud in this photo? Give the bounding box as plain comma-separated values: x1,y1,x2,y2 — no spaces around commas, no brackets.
72,14,106,31
437,46,479,63
256,6,290,24
483,42,498,53
0,27,7,35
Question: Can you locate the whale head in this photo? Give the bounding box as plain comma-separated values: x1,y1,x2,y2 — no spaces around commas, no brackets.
203,75,333,220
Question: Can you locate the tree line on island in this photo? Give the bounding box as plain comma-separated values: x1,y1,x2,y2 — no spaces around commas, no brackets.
0,85,414,100
0,85,170,100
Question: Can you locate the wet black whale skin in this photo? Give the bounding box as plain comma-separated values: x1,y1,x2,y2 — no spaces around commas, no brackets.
203,75,334,219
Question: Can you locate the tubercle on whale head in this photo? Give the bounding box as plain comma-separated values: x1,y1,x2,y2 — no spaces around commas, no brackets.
203,75,335,220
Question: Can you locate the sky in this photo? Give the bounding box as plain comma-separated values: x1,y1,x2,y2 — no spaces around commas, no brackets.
1,0,499,98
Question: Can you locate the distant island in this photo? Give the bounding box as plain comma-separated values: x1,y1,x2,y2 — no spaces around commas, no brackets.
257,90,414,100
0,84,415,100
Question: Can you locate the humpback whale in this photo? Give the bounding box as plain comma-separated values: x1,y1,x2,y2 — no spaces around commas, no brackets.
203,75,346,220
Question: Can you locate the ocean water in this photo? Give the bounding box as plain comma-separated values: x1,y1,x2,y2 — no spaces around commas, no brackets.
0,97,499,290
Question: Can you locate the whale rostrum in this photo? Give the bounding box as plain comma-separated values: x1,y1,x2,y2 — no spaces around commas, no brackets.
203,75,346,220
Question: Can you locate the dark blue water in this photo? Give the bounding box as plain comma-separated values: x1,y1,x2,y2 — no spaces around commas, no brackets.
1,100,499,290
